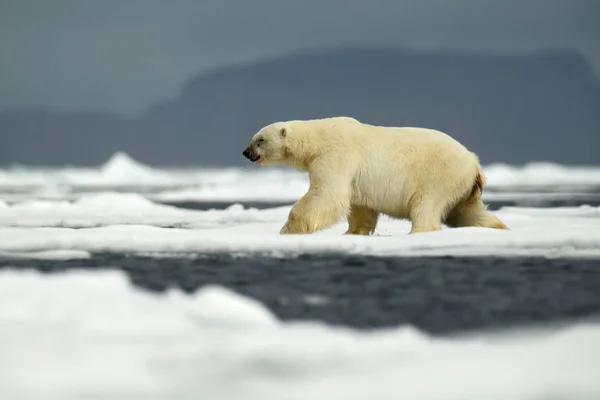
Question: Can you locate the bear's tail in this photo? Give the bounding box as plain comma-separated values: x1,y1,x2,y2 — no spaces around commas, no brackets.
465,162,486,206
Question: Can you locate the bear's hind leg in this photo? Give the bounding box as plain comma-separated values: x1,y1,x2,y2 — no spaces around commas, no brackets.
345,205,379,235
408,200,444,235
445,199,509,230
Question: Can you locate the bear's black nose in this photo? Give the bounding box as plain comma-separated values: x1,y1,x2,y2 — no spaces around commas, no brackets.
243,150,250,158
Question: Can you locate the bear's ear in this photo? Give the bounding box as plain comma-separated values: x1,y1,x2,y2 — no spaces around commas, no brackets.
280,127,287,137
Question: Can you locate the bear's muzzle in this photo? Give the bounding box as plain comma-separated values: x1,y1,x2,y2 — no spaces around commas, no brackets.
242,148,261,163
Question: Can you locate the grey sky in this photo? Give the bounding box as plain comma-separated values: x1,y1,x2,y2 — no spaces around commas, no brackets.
1,0,599,115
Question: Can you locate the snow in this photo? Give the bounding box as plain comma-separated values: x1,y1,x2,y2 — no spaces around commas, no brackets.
1,152,600,399
0,192,202,228
0,269,599,400
483,162,600,188
0,191,598,258
0,249,91,260
0,152,599,203
0,152,598,258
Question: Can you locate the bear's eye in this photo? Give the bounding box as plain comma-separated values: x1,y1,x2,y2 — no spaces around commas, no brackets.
257,138,265,143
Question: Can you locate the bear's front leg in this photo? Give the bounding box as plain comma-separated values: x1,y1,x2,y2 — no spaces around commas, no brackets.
280,215,303,234
280,189,350,234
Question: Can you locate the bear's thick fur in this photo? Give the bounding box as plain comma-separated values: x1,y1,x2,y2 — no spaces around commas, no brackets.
242,116,508,235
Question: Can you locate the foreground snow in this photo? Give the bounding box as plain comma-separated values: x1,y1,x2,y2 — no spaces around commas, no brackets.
0,269,598,400
0,193,599,258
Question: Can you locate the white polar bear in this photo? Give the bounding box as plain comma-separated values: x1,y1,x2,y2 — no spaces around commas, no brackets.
242,116,508,235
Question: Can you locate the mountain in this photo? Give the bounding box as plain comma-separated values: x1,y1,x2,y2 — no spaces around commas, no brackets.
1,47,599,167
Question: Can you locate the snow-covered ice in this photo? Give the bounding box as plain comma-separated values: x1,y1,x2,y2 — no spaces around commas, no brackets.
0,154,599,259
0,192,599,258
0,153,598,259
0,269,599,400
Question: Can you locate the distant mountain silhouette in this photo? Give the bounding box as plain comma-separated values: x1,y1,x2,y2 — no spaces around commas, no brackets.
1,47,599,167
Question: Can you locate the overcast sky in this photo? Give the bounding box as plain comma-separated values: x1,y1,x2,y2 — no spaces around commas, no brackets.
1,0,599,115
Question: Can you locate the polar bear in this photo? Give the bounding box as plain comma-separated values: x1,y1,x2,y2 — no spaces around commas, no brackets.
242,116,508,235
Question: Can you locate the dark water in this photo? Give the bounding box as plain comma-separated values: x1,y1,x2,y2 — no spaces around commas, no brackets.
158,195,600,211
2,253,600,335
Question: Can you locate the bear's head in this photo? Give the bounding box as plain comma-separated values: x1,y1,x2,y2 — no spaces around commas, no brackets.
242,122,290,166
